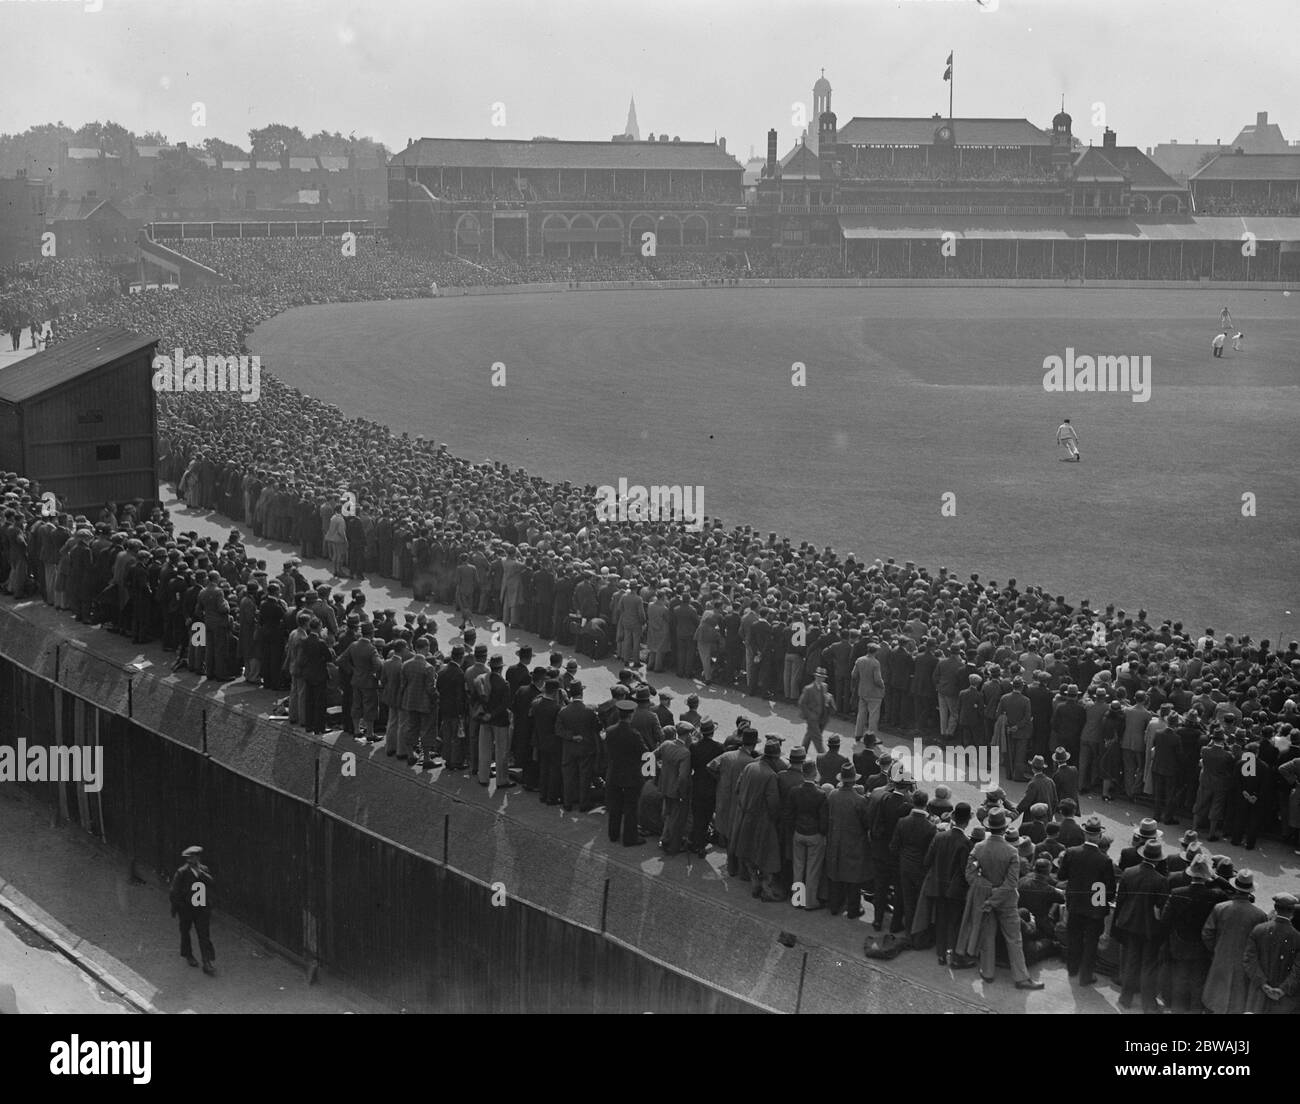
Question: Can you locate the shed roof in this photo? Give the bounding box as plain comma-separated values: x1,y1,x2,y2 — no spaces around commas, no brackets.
0,327,157,404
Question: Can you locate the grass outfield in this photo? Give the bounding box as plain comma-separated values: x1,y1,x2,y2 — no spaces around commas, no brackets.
252,286,1300,640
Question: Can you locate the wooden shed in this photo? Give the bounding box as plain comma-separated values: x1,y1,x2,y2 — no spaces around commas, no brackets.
0,327,159,515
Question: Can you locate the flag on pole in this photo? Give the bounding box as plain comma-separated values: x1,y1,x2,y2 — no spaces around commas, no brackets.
943,52,953,81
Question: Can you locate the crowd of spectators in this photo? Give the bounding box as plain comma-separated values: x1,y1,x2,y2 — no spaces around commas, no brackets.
3,236,1300,1009
1196,195,1300,217
1,257,120,347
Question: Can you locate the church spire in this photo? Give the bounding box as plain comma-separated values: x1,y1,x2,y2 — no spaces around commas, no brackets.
625,96,640,141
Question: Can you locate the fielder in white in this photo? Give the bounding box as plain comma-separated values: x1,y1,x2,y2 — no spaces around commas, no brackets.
1057,418,1081,461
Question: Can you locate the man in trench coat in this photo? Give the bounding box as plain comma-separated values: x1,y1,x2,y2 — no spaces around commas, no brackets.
731,740,785,901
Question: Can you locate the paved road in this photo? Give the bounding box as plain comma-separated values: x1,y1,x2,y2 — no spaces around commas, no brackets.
0,908,134,1015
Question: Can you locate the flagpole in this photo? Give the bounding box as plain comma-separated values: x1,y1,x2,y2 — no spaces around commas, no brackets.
949,50,953,133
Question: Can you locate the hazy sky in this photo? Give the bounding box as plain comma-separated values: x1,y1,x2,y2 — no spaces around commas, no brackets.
2,0,1295,157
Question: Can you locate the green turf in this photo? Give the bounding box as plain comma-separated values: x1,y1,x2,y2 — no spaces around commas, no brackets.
252,286,1300,640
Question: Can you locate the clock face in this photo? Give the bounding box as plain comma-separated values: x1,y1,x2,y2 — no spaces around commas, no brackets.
938,127,952,141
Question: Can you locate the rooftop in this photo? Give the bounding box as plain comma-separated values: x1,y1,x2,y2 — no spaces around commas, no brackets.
835,117,1052,148
389,136,742,173
0,327,157,404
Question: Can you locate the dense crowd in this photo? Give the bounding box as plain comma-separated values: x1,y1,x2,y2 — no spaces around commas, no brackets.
1197,196,1300,217
0,257,119,347
3,238,1299,1011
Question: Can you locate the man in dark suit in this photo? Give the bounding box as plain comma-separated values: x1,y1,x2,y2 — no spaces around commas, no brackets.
557,681,600,812
867,775,915,933
505,644,533,695
532,678,565,806
816,733,848,786
891,790,937,940
911,642,939,737
687,719,725,854
1016,756,1059,817
300,622,334,735
957,675,985,748
1160,851,1230,1012
1150,704,1184,824
823,631,852,719
604,700,646,846
1050,745,1081,808
1026,672,1055,760
1194,730,1237,841
169,845,216,975
1113,840,1169,1013
398,637,439,762
1057,815,1116,985
888,637,915,730
924,803,972,964
511,667,545,790
1056,799,1085,848
1050,684,1088,766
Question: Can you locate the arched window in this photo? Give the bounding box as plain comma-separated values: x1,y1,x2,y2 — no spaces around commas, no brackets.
682,214,708,246
455,213,481,253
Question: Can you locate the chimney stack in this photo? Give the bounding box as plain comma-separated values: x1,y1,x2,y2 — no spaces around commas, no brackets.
766,128,777,174
1257,111,1268,126
718,136,726,153
1102,127,1116,149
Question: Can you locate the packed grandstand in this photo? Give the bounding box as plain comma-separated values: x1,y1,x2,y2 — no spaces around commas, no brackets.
0,236,1297,830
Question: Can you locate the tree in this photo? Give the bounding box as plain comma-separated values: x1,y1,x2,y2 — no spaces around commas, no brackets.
138,130,170,146
72,120,133,157
248,123,305,161
203,136,248,161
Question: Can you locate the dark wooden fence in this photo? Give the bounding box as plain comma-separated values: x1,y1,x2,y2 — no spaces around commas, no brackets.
0,652,760,1014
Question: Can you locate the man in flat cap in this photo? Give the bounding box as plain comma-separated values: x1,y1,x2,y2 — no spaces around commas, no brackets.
169,845,216,975
1243,892,1300,1014
603,699,646,846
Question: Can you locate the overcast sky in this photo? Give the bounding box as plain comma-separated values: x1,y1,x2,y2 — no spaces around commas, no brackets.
2,0,1295,156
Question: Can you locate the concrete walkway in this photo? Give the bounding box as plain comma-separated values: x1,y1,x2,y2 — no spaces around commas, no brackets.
0,787,387,1014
